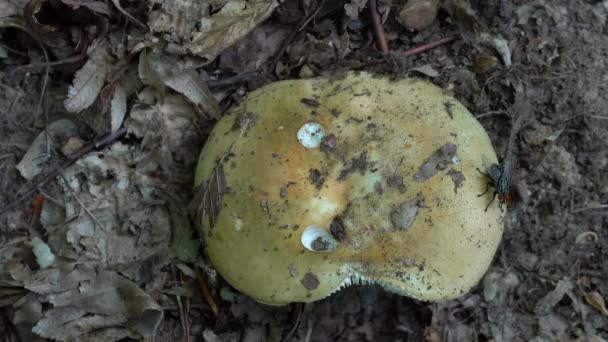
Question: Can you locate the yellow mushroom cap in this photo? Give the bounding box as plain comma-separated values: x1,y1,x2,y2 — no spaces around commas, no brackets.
194,72,504,305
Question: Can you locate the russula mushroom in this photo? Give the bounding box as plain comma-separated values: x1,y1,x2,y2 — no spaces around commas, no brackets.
193,72,504,305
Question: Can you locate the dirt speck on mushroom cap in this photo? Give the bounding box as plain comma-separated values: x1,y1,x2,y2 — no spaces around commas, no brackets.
194,72,504,305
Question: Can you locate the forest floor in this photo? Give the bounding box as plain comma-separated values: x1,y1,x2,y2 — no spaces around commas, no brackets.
1,0,607,341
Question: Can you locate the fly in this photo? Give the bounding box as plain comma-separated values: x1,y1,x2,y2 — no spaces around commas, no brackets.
477,157,515,211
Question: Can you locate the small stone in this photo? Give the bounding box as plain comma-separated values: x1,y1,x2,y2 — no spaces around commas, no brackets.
398,0,440,31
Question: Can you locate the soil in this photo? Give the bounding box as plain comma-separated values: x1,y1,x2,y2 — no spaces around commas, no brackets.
1,0,608,341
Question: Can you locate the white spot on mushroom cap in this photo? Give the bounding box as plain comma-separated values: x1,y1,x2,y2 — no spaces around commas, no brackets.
301,225,338,252
297,122,325,148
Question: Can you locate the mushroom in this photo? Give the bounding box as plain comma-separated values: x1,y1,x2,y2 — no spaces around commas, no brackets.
193,72,504,305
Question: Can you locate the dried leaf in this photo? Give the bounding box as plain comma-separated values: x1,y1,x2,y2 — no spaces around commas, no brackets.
344,0,368,21
175,263,196,278
41,143,172,269
31,237,56,269
535,277,574,315
29,270,162,340
411,64,440,78
219,23,289,73
138,49,165,99
190,161,227,238
0,0,26,18
170,205,199,263
126,95,205,179
110,0,147,29
110,83,127,132
575,231,599,244
16,119,78,180
61,0,110,15
585,291,608,316
64,39,113,113
142,51,220,119
189,0,279,59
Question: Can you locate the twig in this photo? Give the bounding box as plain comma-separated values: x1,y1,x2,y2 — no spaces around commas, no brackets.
195,269,219,318
171,265,190,342
282,303,304,342
162,304,208,311
11,53,87,73
586,114,608,120
369,0,389,54
475,110,509,119
401,36,457,57
207,71,261,89
0,128,127,216
59,173,107,230
571,204,608,213
110,0,147,30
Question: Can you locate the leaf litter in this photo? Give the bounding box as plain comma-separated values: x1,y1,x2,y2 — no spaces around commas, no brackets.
2,0,608,340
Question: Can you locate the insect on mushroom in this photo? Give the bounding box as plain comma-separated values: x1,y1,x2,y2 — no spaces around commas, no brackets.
477,157,515,211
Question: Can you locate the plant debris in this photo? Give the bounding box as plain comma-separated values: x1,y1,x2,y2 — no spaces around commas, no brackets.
2,0,608,339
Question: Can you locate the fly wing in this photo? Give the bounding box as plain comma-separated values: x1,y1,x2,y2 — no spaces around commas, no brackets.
488,164,501,183
502,157,516,184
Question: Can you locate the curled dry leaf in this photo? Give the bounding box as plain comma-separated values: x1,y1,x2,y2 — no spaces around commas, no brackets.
64,39,114,113
575,231,599,244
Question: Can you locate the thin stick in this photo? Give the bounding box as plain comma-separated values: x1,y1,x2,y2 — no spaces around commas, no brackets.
207,71,261,89
195,269,219,318
475,110,509,119
369,0,389,53
11,53,87,73
402,36,457,57
282,303,304,342
171,265,189,342
59,173,107,230
110,0,147,30
0,128,127,216
572,204,608,213
586,114,608,120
